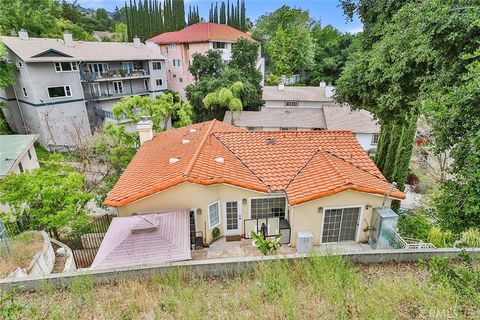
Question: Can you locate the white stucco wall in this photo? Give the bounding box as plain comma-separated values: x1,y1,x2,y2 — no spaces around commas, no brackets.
355,133,377,151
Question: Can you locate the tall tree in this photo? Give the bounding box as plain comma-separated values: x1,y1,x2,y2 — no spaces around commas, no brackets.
204,82,244,125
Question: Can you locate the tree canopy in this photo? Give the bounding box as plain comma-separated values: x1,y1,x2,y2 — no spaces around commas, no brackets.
336,0,480,228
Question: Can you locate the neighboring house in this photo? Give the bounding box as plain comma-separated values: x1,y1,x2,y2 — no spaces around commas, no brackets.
0,134,39,178
0,30,167,149
225,83,380,151
146,22,265,98
104,119,404,247
262,82,335,108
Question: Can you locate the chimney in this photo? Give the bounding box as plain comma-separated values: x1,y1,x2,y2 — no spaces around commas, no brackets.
278,83,285,91
133,36,141,46
18,29,29,40
325,83,335,98
63,31,74,46
137,116,153,145
319,80,326,87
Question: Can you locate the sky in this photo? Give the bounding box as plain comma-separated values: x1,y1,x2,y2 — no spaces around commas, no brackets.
76,0,363,34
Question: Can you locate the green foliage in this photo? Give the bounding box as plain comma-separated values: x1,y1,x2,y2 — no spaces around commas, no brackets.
208,0,246,30
211,227,220,239
427,227,453,248
423,252,479,305
0,156,92,235
397,213,432,241
265,74,281,86
204,81,244,124
110,92,193,144
71,275,94,304
0,287,24,320
458,229,480,248
251,231,282,255
0,42,16,90
309,25,355,85
186,40,262,121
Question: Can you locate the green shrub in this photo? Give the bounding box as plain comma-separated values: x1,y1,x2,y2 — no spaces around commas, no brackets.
251,231,282,255
397,213,432,241
423,252,479,305
212,227,220,239
427,227,453,248
265,73,281,86
458,228,480,248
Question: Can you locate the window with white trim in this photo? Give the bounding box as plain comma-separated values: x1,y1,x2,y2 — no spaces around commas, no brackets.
88,63,109,73
113,81,123,94
208,201,220,229
152,61,162,70
172,59,182,67
169,43,177,50
213,42,227,49
47,85,72,98
54,62,77,72
155,78,163,87
250,197,286,219
284,101,299,107
371,133,380,145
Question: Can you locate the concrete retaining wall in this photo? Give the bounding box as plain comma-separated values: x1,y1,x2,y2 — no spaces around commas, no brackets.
50,238,76,273
7,231,54,280
1,247,479,292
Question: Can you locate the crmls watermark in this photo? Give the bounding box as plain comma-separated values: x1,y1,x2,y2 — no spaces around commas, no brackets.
420,309,459,319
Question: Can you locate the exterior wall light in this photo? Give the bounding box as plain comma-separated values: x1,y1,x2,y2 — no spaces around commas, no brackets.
242,199,247,205
365,205,372,210
318,207,323,213
197,208,202,215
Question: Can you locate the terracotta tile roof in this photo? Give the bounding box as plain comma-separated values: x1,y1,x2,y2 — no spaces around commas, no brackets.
105,120,405,207
146,22,254,44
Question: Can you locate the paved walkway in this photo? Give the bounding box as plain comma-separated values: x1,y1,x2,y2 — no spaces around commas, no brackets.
191,237,371,260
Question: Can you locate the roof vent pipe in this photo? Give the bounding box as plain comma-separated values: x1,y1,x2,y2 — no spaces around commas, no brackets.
214,157,224,164
133,36,141,46
382,182,397,209
18,29,29,40
137,116,154,145
169,157,180,164
319,80,326,87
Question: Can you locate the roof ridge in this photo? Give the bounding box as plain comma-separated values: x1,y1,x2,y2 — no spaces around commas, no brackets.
183,119,217,178
285,149,321,190
323,151,352,185
325,151,386,181
212,132,271,191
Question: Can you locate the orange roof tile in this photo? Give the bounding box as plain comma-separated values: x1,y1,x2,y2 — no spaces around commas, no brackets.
105,120,405,207
146,22,254,44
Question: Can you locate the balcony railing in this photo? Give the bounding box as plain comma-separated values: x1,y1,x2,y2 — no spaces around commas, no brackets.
87,90,150,101
81,69,150,82
393,231,436,249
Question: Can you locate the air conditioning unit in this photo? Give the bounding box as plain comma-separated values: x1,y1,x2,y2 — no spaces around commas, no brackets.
296,230,313,253
368,208,399,249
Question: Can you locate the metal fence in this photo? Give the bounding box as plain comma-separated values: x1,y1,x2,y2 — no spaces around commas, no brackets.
60,214,113,269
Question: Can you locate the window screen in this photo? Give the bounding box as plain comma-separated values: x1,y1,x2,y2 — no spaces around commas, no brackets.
250,197,286,219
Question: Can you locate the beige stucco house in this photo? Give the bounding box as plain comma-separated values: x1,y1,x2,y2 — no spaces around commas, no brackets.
105,120,404,248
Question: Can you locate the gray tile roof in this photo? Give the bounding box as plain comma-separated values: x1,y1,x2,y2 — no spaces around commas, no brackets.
223,107,327,129
0,134,37,176
262,86,333,102
1,36,165,62
323,106,380,134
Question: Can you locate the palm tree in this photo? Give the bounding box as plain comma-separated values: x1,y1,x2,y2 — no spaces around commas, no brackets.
203,81,244,125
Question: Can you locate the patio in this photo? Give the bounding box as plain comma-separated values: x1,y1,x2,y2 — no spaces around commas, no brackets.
191,237,372,260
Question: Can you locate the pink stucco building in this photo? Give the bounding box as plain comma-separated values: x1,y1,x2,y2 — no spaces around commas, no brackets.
146,22,265,98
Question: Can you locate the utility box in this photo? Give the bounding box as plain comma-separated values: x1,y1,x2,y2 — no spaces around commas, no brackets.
368,208,399,249
296,230,313,253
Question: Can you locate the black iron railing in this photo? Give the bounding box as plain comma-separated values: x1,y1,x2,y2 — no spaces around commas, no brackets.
60,214,113,268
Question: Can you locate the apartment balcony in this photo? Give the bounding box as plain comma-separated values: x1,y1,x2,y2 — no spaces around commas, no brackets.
81,69,150,82
87,90,150,102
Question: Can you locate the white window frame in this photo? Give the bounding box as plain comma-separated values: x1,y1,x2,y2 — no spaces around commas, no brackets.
371,133,380,145
284,101,299,107
88,63,109,73
54,62,77,72
169,43,177,50
320,205,364,244
152,61,162,70
47,85,72,99
248,196,288,220
90,83,101,97
223,200,242,236
208,201,221,230
155,78,163,87
213,42,227,49
144,79,149,91
113,81,123,94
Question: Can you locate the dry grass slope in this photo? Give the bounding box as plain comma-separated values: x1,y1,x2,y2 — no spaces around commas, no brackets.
0,231,43,277
2,255,478,319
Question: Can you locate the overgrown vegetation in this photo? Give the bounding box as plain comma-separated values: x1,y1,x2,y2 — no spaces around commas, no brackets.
0,231,43,277
1,255,478,319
